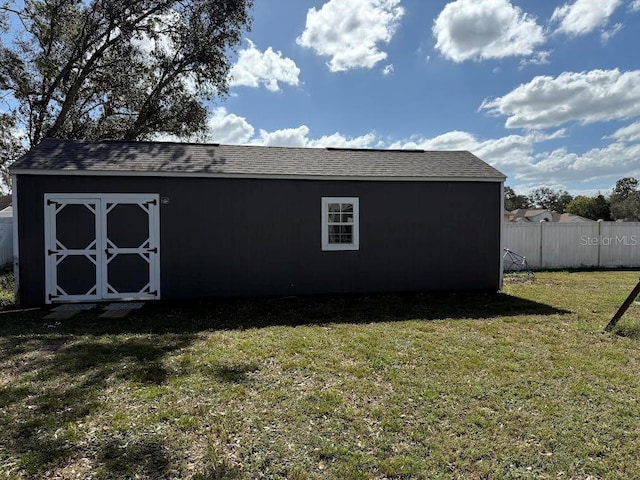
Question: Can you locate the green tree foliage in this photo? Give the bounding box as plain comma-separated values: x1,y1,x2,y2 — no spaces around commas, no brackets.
611,177,639,200
566,194,611,221
528,187,573,213
610,177,640,221
592,194,612,221
0,113,25,190
0,0,253,174
504,186,531,211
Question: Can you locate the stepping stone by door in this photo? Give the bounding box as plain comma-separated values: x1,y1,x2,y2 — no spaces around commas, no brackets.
52,303,97,312
44,303,97,320
103,302,145,311
43,302,144,320
44,310,81,320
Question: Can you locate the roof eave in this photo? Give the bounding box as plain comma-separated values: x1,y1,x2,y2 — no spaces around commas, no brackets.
9,168,507,182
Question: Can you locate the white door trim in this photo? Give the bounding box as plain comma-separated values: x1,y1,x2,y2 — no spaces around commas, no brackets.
101,196,160,300
44,193,160,304
44,196,102,303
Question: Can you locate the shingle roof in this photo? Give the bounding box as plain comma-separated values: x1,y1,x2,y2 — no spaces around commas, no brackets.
10,138,506,181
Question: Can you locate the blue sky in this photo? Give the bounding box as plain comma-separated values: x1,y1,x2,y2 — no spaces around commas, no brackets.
201,0,640,196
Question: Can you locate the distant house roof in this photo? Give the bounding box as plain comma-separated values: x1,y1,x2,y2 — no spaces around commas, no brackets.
0,206,12,218
506,208,595,223
10,138,506,182
509,209,553,222
523,209,550,218
0,195,11,211
554,212,596,223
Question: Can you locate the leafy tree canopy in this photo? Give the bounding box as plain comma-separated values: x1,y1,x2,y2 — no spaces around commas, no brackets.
0,0,253,183
0,113,25,189
610,177,640,221
504,186,531,211
611,177,639,201
528,187,573,214
611,192,640,222
566,194,611,221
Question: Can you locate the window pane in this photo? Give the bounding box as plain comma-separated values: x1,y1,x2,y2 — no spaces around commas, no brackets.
328,225,354,244
328,203,340,213
329,213,341,223
329,225,340,243
341,213,353,223
341,203,353,213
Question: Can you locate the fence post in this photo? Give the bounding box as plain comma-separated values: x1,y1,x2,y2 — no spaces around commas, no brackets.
597,220,602,267
539,221,544,269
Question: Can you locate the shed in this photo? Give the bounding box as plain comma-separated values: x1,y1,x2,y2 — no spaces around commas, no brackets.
10,138,506,307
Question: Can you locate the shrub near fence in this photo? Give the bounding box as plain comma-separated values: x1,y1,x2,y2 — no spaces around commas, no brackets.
504,222,640,270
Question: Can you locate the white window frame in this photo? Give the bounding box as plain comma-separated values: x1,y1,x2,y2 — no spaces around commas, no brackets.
321,197,360,251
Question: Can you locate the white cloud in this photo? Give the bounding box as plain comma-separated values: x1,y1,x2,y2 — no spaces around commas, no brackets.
523,142,640,184
519,50,552,68
296,0,404,72
601,22,623,43
161,109,640,194
382,64,394,76
229,40,300,92
253,126,310,147
632,0,640,12
389,127,640,189
206,108,255,144
480,69,640,129
551,0,622,36
308,132,378,148
432,0,545,62
388,130,563,171
178,109,377,148
607,121,640,143
253,126,377,148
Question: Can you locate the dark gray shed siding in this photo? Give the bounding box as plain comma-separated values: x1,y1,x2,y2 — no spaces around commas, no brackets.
17,174,501,306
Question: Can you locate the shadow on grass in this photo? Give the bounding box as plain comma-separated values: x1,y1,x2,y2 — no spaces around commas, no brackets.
123,290,570,332
611,323,640,340
97,434,174,478
0,332,195,477
0,291,569,476
1,291,570,337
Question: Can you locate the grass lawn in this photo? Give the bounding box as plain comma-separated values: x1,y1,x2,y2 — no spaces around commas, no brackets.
2,270,640,479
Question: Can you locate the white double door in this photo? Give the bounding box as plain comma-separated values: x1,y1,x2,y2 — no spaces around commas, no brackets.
44,194,160,304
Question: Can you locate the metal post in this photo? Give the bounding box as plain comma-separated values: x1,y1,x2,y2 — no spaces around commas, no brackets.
604,278,640,332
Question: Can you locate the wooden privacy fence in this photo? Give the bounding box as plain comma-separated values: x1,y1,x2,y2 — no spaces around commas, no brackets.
504,222,640,270
0,217,13,267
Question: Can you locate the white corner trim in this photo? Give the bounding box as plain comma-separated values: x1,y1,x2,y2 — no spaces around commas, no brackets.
499,181,505,291
11,175,19,305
